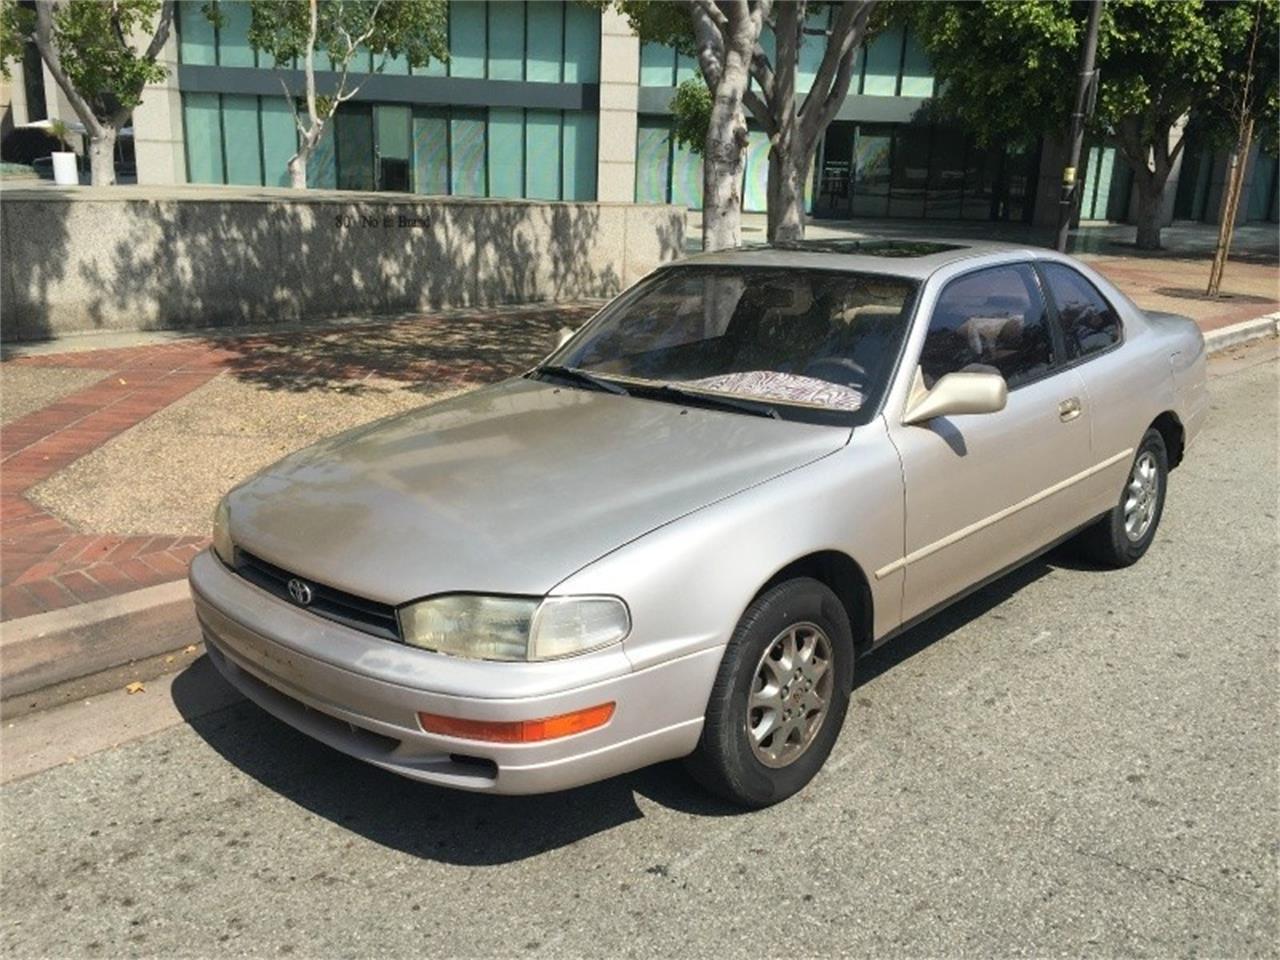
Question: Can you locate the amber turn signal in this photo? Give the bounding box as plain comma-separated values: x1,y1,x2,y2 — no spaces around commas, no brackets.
418,702,615,743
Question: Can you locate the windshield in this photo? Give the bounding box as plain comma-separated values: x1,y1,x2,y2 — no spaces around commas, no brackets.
544,266,919,424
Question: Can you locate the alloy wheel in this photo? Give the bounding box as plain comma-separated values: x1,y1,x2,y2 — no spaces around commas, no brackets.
747,622,834,768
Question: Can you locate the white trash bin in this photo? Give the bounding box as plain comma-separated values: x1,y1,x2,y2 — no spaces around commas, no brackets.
51,151,79,186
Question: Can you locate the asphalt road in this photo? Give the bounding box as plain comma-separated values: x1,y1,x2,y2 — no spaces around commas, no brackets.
2,341,1276,959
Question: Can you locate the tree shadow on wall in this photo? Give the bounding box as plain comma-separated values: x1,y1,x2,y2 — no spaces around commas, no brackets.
1,187,74,345
2,189,686,367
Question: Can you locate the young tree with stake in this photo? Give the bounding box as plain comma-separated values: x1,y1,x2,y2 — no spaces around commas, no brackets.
219,0,447,189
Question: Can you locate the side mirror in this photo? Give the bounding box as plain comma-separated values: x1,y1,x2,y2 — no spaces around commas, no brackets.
903,370,1007,426
555,326,576,350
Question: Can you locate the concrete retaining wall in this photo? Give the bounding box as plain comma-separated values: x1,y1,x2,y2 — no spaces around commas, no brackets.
0,185,686,340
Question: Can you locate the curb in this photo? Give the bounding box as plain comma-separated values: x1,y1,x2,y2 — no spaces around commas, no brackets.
0,580,199,718
1204,312,1280,354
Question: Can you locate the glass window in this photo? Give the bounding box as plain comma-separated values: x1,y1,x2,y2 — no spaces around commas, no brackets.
851,124,891,217
307,123,337,189
527,0,564,82
962,141,997,220
675,52,699,85
671,135,703,209
487,1,524,80
564,3,600,83
182,93,224,184
561,111,598,201
525,109,561,200
898,29,934,97
450,109,486,196
1040,263,1122,359
635,120,671,203
549,267,918,423
888,124,929,218
335,105,374,191
639,43,674,86
926,127,965,219
488,107,525,198
178,1,216,65
217,1,256,67
920,264,1055,389
376,104,412,192
260,98,297,188
449,1,486,78
413,108,450,194
742,128,769,212
861,25,902,96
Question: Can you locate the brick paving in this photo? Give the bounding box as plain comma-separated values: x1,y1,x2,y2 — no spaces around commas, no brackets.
0,306,592,621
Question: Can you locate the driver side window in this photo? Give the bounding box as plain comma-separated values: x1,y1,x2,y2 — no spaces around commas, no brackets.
920,264,1055,390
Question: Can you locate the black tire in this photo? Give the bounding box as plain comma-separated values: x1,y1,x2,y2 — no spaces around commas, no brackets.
1073,427,1169,568
685,577,854,808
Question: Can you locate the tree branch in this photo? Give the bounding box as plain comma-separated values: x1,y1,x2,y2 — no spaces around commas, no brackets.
31,0,104,136
742,88,776,136
141,0,176,64
798,0,871,135
688,0,726,88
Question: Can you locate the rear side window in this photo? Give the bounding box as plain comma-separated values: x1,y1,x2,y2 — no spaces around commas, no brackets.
919,263,1055,390
1041,262,1122,359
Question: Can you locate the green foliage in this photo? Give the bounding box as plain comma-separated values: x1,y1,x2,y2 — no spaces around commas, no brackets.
0,1,29,79
50,0,169,111
670,77,712,155
0,0,169,113
220,0,448,74
907,0,1279,149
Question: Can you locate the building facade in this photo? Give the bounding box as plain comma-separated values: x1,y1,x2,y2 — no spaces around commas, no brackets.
4,0,1276,227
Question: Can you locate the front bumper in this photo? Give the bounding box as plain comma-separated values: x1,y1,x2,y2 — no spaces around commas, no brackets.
188,550,718,794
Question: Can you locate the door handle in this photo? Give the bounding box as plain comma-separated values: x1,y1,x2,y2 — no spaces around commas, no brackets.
1058,397,1083,422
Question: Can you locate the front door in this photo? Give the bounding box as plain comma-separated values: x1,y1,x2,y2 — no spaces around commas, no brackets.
886,263,1097,624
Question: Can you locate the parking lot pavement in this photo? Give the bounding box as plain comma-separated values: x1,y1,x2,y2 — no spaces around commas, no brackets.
1,342,1276,959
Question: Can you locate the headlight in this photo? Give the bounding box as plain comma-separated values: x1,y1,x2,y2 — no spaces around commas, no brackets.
211,497,233,565
399,595,629,661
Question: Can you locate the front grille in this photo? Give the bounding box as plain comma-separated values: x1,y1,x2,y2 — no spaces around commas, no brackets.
233,549,402,642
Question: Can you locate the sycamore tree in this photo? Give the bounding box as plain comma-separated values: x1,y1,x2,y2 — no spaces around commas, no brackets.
609,1,876,249
0,0,175,185
908,0,1280,250
217,0,447,188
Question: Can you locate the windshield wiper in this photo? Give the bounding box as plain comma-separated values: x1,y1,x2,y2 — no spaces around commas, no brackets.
631,382,781,420
531,364,629,396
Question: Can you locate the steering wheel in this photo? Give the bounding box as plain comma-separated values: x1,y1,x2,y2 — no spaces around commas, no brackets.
803,356,867,390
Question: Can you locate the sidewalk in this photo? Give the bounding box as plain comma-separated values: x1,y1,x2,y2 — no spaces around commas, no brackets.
0,242,1275,701
1,303,597,622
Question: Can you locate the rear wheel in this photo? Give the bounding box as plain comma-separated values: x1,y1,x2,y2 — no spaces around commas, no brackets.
686,577,854,808
1073,428,1168,567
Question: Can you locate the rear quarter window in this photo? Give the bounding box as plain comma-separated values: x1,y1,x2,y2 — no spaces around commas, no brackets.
1041,262,1122,359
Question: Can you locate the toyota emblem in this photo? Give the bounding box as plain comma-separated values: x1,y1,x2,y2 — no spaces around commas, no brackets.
287,578,314,606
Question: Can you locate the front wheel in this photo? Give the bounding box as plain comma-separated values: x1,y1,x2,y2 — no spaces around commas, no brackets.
685,577,854,808
1073,428,1169,567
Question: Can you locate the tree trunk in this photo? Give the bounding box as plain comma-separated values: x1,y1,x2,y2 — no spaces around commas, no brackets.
1133,179,1164,251
288,151,309,189
88,129,117,186
702,114,747,251
766,149,807,242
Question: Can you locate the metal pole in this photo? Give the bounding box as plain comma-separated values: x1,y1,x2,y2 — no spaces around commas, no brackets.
1054,0,1104,253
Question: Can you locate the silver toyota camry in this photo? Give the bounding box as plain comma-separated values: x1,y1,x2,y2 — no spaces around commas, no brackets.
189,239,1208,807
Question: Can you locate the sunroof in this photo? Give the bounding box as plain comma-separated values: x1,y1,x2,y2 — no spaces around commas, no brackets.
763,239,965,257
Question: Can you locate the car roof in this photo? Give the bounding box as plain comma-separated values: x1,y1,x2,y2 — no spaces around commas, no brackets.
670,237,1039,281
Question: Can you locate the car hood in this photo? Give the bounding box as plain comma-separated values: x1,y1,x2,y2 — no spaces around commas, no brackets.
227,378,848,604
